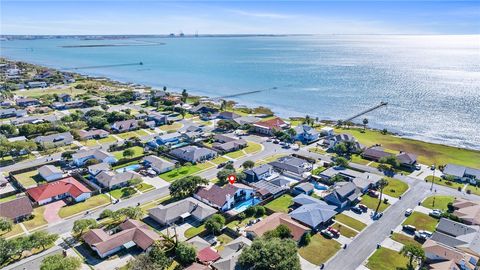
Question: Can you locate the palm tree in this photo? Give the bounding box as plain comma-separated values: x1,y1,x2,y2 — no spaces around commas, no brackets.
363,118,369,131
220,100,227,111
286,128,297,140
375,178,389,214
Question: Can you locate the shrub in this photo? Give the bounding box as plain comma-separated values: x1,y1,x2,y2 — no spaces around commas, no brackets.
255,206,266,217
99,209,113,219
245,206,257,217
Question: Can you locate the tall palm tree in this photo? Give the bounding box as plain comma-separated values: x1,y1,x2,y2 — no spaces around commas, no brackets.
375,178,389,214
363,118,369,131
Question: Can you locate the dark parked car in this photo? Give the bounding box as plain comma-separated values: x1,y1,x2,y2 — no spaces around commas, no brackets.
351,206,362,214
402,225,417,233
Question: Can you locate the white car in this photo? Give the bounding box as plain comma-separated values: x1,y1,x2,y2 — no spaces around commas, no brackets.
405,208,413,216
429,209,442,218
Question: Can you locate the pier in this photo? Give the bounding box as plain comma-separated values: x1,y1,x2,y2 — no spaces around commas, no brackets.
343,101,388,122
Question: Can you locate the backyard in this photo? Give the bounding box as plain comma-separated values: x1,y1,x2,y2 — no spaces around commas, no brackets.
421,195,455,210
14,170,45,188
366,247,410,270
402,211,439,231
264,194,293,213
58,194,111,218
184,224,205,239
298,234,341,265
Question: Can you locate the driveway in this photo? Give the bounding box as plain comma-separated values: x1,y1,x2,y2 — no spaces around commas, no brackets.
142,176,170,189
44,200,66,224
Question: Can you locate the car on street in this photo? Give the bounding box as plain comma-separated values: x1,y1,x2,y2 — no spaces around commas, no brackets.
405,208,413,216
429,209,442,218
402,225,417,233
321,229,334,238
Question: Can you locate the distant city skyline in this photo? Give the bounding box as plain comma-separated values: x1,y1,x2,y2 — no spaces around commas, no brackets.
1,1,479,35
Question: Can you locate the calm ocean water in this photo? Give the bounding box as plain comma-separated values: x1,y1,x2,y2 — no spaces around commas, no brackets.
1,35,479,149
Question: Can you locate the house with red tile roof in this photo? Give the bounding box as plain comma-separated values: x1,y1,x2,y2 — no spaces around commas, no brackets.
194,183,256,212
83,219,161,258
26,177,91,205
252,117,289,136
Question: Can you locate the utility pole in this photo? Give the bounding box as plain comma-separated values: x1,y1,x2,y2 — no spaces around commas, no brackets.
430,164,436,191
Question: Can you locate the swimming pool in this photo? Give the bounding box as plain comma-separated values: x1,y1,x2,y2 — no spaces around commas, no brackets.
311,181,328,190
232,198,261,212
115,164,142,173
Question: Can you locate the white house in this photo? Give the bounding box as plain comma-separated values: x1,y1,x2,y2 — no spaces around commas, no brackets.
72,149,117,167
194,183,256,212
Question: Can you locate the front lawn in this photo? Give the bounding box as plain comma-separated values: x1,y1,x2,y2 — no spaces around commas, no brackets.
421,195,455,211
109,187,137,199
402,211,439,231
0,223,24,238
216,234,234,251
360,195,390,212
390,233,422,248
136,129,150,136
331,222,358,238
243,142,262,154
112,146,144,160
308,147,327,154
298,234,341,265
58,194,110,218
425,176,465,190
117,131,140,140
23,206,47,230
135,183,155,192
184,224,205,239
210,156,229,165
334,213,367,231
14,170,44,188
466,185,480,196
383,177,409,198
159,163,214,182
97,136,117,144
159,122,183,132
366,247,410,270
350,154,371,165
265,194,293,213
225,149,246,159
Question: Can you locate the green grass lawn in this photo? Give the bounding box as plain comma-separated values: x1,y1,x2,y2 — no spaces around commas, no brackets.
308,147,327,154
366,247,410,270
390,233,422,248
244,142,262,154
298,234,341,265
425,176,465,190
184,224,205,239
331,223,358,238
256,154,288,165
159,122,183,132
265,194,293,213
117,131,140,140
383,177,409,198
97,136,117,144
335,127,480,168
360,195,390,212
58,194,110,218
136,129,150,136
210,156,229,165
402,211,439,231
466,185,480,196
159,163,214,182
13,87,86,98
23,206,47,230
81,139,98,146
421,195,455,210
135,183,155,192
14,170,45,188
216,234,234,251
0,223,24,238
0,194,20,203
225,150,246,159
109,187,137,199
350,154,371,165
334,213,367,231
312,166,327,175
112,146,144,160
226,215,266,230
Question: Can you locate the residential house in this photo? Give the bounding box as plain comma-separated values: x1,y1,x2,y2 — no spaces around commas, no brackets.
26,177,91,205
244,164,275,183
59,93,72,102
51,100,84,110
170,146,217,163
452,198,480,225
11,114,58,125
246,213,310,241
212,134,247,153
319,167,382,192
362,147,418,169
324,133,362,152
289,194,337,229
147,111,168,126
292,182,314,195
148,197,217,225
443,164,480,184
88,163,111,176
0,196,33,223
252,117,289,136
0,108,25,119
72,149,117,167
16,98,40,107
320,127,335,137
83,219,161,258
35,132,74,148
294,125,320,144
77,129,110,140
324,182,361,209
111,119,139,133
217,111,241,120
194,183,256,212
38,165,63,182
189,104,219,115
27,81,47,88
185,263,210,270
250,177,290,199
212,237,252,270
232,116,260,126
396,152,418,169
269,156,313,178
153,132,184,146
142,155,175,174
95,171,141,189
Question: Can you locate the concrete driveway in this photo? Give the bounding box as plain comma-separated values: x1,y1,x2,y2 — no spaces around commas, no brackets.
142,176,170,189
44,200,66,224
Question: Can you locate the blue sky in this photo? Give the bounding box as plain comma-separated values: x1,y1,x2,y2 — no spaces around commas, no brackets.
2,1,479,35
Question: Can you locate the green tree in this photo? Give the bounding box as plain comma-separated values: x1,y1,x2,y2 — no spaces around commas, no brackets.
72,219,98,237
175,242,196,265
169,176,208,199
238,237,301,270
286,128,297,140
181,89,188,103
362,118,369,131
205,214,225,235
333,142,348,156
118,206,144,220
123,148,135,159
29,231,58,250
0,217,13,232
379,155,400,169
0,238,16,264
148,241,172,268
99,209,113,219
242,160,255,170
375,178,389,214
334,156,349,168
264,224,293,240
400,244,425,269
40,254,81,270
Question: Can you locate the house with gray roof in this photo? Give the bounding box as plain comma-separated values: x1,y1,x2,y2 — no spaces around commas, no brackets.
148,197,217,226
88,163,111,176
292,182,314,195
324,181,362,209
170,146,217,163
443,164,480,184
142,155,175,174
72,149,117,167
95,171,141,189
429,218,480,258
294,125,320,144
324,133,363,152
244,164,275,183
111,119,139,133
232,116,260,126
212,134,247,153
212,236,252,270
38,165,63,182
319,167,382,192
289,194,337,229
269,156,313,177
35,132,74,149
251,177,289,198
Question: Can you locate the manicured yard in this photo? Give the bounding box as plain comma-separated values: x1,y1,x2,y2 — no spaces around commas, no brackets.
81,139,98,147
331,222,358,238
159,163,214,182
334,213,367,231
383,177,409,198
391,233,422,248
14,170,45,188
112,146,144,160
466,185,480,196
312,166,327,175
350,154,371,165
425,176,465,190
334,127,480,168
243,142,262,154
421,195,455,210
0,194,20,203
136,129,150,136
0,223,24,238
360,195,390,212
298,234,341,265
308,147,327,154
109,187,137,199
210,156,229,165
135,183,155,192
184,224,205,239
225,150,246,159
58,194,110,218
117,131,140,140
97,136,117,144
216,234,234,251
366,247,410,270
159,122,183,132
23,206,48,230
265,194,293,213
402,211,439,231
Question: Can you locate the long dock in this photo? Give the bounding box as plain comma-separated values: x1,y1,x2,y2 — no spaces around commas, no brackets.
64,62,143,70
344,101,388,122
206,86,279,101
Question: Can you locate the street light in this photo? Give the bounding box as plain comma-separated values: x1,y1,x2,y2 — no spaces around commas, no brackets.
430,164,436,191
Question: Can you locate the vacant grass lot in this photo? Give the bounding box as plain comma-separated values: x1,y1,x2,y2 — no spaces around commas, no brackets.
421,195,455,210
159,163,214,182
184,224,205,239
391,233,422,248
112,146,144,160
298,234,341,265
383,177,409,198
14,170,45,188
14,87,86,98
402,211,439,231
360,195,390,212
331,223,358,238
334,213,367,231
366,247,410,270
334,127,480,167
23,206,47,230
264,194,293,213
58,194,110,218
